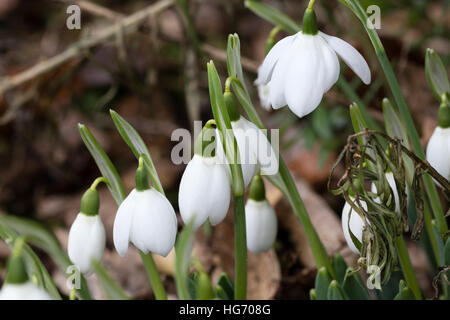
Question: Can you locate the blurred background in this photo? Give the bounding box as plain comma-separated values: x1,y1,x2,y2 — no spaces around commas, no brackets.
0,0,448,299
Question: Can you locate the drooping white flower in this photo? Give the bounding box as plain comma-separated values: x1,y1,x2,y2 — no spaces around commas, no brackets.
114,187,177,257
216,113,279,187
426,126,450,184
0,253,53,300
256,9,370,118
68,213,105,276
0,282,53,300
179,154,231,229
246,199,277,254
341,198,367,254
245,175,277,253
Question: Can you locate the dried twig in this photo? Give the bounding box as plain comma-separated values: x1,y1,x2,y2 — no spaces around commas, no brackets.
0,0,174,95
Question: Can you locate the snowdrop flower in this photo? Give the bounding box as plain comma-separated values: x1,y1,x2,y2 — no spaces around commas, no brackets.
179,121,231,229
0,242,52,300
255,7,371,118
426,103,450,184
68,183,106,276
341,197,367,254
114,158,177,257
245,175,277,253
216,92,279,187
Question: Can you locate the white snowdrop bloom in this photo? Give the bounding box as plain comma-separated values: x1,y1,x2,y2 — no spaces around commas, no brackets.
256,8,370,118
67,187,106,276
245,175,277,254
426,126,450,184
114,164,177,257
179,154,231,229
255,81,271,111
0,253,53,300
246,199,277,254
218,92,279,187
341,198,367,254
0,282,53,300
68,213,105,276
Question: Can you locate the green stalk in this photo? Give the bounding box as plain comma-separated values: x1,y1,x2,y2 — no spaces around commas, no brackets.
341,0,447,235
233,195,247,299
394,236,422,300
139,250,167,300
229,78,335,279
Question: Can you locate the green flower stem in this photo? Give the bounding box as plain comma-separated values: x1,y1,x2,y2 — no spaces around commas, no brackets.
228,77,335,279
233,195,247,299
307,0,316,10
394,236,422,300
139,250,167,300
208,62,247,299
341,0,447,235
90,177,108,190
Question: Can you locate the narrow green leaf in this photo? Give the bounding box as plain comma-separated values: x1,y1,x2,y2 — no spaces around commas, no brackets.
245,0,300,34
432,220,445,265
227,34,245,86
0,214,92,300
91,259,129,300
0,222,62,300
425,48,450,101
332,253,348,285
78,123,126,204
327,280,346,300
315,267,332,300
215,272,234,300
342,267,370,300
109,110,164,194
445,237,450,265
309,288,317,300
175,220,195,300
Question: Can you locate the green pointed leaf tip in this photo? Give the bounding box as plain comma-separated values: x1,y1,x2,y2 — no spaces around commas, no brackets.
314,267,332,300
342,267,370,300
215,272,234,300
196,272,214,300
327,280,346,300
78,123,126,204
175,220,195,300
425,48,450,101
109,110,164,194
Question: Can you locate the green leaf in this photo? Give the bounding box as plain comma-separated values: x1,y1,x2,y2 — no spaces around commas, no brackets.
78,123,126,204
314,267,332,300
394,280,415,300
215,272,235,300
382,98,414,181
327,280,346,300
196,272,214,300
227,34,245,87
445,237,450,265
425,48,450,101
91,259,129,300
342,267,370,300
332,253,348,285
245,0,300,34
0,221,62,300
0,214,92,300
175,220,195,300
109,110,164,194
432,220,445,265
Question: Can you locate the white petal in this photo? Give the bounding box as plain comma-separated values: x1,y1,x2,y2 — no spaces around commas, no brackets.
179,155,221,228
239,117,279,177
68,213,106,275
0,282,53,300
256,34,296,84
317,35,340,92
132,189,177,257
232,119,259,187
371,172,401,215
426,127,450,184
245,199,277,253
320,32,371,85
255,81,272,111
284,35,326,118
207,165,231,226
113,189,136,257
341,198,367,254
